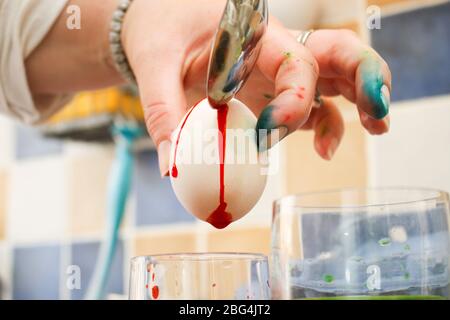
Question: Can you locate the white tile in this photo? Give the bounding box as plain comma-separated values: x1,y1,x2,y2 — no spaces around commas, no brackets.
376,0,449,17
318,0,365,25
368,95,450,193
269,0,365,30
66,150,112,236
64,141,114,158
0,244,11,299
269,0,321,29
0,115,15,168
7,156,68,243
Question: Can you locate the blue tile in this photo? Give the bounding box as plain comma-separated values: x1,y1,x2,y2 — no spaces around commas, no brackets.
134,151,194,226
70,241,124,300
13,245,61,300
371,3,450,102
15,125,63,159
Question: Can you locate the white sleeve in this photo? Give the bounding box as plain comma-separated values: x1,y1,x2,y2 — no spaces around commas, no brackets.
0,0,71,124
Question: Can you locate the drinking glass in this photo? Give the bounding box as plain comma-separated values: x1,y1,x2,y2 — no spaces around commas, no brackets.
129,253,271,300
271,188,450,300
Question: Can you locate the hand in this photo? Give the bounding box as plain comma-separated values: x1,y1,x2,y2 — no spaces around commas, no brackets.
121,0,392,175
291,29,392,160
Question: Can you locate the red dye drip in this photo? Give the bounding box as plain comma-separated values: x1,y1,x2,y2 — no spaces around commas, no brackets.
171,165,178,178
152,273,155,281
145,284,148,289
152,286,160,299
171,101,202,178
206,105,233,229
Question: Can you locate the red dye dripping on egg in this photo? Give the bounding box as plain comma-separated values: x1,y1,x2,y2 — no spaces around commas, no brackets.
152,285,160,299
171,165,178,178
172,100,233,229
206,105,233,229
171,100,203,179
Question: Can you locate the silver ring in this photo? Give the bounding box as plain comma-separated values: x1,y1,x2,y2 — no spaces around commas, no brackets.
296,29,315,46
313,90,323,108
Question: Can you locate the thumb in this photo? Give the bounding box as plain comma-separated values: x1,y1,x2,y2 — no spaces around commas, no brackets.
135,60,187,177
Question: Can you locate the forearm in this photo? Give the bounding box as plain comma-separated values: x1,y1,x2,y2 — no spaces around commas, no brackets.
25,0,124,95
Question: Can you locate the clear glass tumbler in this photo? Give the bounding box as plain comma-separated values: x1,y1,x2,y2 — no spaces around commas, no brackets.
129,253,271,300
271,188,450,300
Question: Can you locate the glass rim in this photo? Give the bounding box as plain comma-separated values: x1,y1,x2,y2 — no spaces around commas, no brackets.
131,252,268,263
274,187,449,210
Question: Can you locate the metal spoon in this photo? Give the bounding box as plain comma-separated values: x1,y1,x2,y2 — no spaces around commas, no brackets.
207,0,269,108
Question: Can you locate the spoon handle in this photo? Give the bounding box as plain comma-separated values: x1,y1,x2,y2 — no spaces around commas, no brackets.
207,0,268,107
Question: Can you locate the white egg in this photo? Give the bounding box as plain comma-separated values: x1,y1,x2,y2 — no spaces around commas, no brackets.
169,98,268,229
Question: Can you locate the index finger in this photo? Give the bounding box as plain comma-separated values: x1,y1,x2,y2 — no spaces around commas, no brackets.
306,29,392,120
255,23,319,151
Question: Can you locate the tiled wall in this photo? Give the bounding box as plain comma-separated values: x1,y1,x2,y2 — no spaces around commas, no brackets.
0,0,449,300
280,0,450,195
371,1,450,101
368,0,450,191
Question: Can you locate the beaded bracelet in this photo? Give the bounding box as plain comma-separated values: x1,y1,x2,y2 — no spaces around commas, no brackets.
109,0,136,84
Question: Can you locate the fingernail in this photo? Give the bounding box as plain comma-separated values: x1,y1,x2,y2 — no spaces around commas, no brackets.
368,83,390,120
157,140,171,178
360,58,390,119
380,84,391,116
326,138,339,160
257,126,289,152
256,106,289,152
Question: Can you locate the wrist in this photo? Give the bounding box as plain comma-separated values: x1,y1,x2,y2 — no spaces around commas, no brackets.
26,0,125,94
